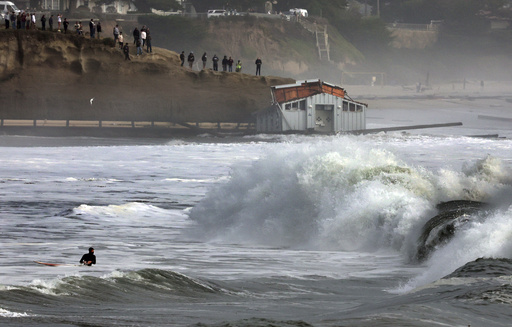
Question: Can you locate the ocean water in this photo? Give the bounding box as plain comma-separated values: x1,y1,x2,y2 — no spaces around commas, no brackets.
1,109,512,326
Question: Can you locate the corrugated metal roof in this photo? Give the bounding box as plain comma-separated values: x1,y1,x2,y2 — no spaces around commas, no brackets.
271,80,346,103
273,79,321,90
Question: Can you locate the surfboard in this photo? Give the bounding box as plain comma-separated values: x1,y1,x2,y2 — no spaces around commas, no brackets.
34,261,81,267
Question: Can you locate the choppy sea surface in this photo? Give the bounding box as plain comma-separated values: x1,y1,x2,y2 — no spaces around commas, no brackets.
1,106,512,327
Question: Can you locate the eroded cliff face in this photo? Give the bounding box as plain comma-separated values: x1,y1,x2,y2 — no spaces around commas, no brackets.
0,30,294,122
204,20,311,76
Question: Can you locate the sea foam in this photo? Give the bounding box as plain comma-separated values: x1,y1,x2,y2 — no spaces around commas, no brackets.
188,136,512,256
0,308,30,318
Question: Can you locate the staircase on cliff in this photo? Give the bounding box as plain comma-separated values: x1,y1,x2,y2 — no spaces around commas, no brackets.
299,20,331,61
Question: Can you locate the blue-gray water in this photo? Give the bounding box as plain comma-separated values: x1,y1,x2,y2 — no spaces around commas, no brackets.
1,108,512,326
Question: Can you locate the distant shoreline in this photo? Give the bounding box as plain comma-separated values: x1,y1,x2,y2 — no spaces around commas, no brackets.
349,82,512,110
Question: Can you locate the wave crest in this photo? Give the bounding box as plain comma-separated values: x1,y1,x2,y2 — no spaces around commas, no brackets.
1,269,223,301
0,308,30,318
188,138,512,255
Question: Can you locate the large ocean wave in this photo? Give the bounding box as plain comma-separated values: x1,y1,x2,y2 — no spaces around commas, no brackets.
188,136,512,280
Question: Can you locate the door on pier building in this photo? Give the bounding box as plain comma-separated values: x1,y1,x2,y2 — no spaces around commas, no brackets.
314,104,334,133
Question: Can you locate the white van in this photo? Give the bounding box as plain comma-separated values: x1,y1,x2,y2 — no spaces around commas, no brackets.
0,1,20,20
289,8,308,17
207,9,226,18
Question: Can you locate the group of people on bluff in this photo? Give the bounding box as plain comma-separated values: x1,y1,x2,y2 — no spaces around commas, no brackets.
3,11,40,30
2,11,154,61
3,12,265,74
3,11,104,38
113,24,153,61
72,18,102,38
180,51,263,76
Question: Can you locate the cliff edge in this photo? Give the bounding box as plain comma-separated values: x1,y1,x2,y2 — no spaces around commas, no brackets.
0,30,294,123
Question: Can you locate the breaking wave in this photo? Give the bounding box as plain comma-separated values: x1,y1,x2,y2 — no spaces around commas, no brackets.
0,269,225,302
57,202,190,228
0,308,30,318
188,136,512,282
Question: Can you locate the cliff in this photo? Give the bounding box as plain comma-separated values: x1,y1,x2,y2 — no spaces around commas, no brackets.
135,16,363,80
0,30,295,123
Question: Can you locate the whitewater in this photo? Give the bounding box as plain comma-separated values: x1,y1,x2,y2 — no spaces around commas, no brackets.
0,117,511,326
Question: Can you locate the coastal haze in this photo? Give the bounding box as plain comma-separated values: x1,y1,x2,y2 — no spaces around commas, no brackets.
1,1,512,326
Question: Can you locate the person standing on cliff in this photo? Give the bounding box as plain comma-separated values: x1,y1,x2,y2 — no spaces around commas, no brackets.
89,19,95,38
123,43,131,61
113,25,120,45
201,52,207,70
10,12,16,30
180,51,185,66
136,38,142,56
31,13,36,30
57,14,61,31
146,28,152,53
188,52,195,69
4,12,9,29
133,27,140,45
20,12,25,30
236,60,242,72
212,54,219,71
63,18,69,34
255,57,262,76
141,28,146,47
228,56,234,72
222,56,228,71
118,32,124,49
48,15,53,31
96,21,101,38
40,15,46,31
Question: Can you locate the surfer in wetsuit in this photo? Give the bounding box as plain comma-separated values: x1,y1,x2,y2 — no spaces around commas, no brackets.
80,247,96,266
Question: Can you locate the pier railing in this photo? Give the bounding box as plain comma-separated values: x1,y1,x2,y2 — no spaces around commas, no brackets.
0,119,256,137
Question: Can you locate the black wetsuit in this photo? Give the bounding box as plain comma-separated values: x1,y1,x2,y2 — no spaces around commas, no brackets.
80,253,96,266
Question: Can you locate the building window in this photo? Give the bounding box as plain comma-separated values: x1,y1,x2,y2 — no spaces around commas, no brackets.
316,104,334,111
349,103,356,112
343,101,349,111
284,100,307,110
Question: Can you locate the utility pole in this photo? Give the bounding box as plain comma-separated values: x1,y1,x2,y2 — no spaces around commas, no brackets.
377,0,380,17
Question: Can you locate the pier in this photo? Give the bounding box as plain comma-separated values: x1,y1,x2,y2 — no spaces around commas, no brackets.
0,119,255,137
